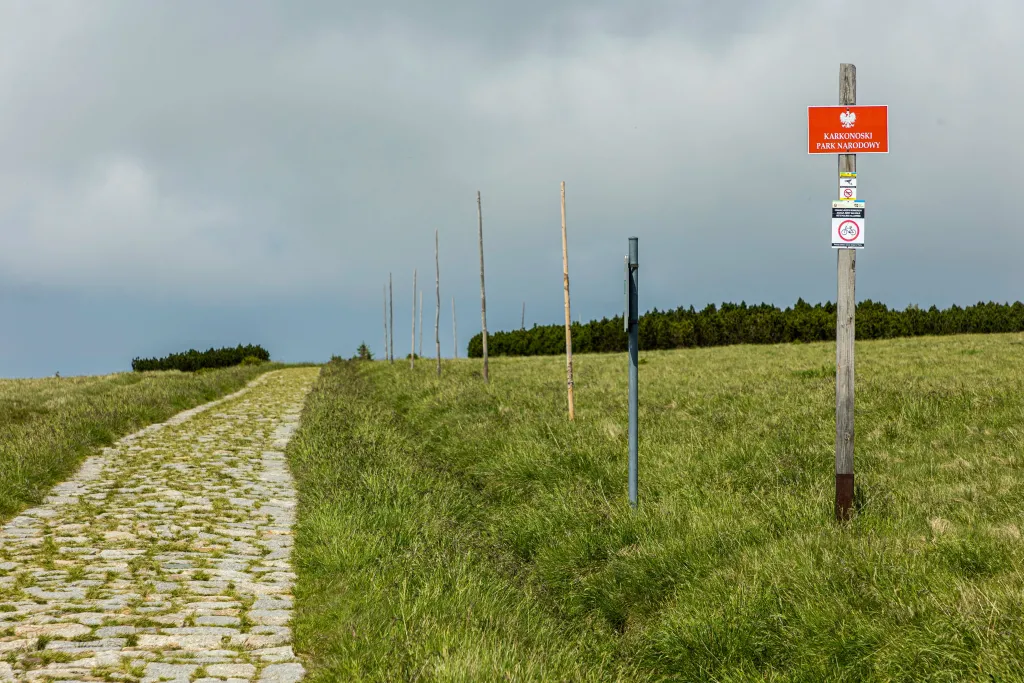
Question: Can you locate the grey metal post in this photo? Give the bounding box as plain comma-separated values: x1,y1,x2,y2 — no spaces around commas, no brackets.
627,237,639,508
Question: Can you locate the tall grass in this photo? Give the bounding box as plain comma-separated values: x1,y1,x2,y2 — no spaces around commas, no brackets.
0,364,280,520
288,360,641,681
289,333,1024,681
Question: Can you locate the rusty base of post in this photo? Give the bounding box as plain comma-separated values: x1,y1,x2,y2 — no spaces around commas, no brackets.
835,473,854,521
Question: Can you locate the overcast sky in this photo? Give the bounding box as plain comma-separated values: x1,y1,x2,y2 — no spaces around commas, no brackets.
0,1,1021,377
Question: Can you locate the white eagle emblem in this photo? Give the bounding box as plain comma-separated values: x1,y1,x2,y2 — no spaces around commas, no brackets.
840,110,856,128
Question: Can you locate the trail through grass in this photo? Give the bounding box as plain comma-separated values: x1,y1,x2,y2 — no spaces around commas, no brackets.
289,333,1024,681
0,364,282,521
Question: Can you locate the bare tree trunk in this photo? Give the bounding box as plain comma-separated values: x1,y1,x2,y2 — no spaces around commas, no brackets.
452,297,458,359
561,181,575,421
478,191,489,383
435,230,441,377
411,269,417,369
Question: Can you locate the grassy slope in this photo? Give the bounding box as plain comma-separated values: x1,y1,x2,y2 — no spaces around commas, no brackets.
288,360,641,681
0,363,282,521
289,334,1024,682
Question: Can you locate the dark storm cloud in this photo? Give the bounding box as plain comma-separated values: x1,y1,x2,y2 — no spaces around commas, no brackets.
0,0,1021,371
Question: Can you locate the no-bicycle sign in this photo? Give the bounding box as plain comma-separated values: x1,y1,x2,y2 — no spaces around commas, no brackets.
832,200,864,249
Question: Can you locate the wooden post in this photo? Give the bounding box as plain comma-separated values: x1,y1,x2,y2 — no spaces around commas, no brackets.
835,63,857,521
561,181,575,421
452,297,458,359
410,269,417,368
435,229,441,377
383,284,389,362
389,273,394,364
419,290,424,358
478,191,490,383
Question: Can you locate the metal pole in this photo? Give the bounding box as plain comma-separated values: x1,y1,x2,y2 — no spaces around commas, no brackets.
627,237,639,508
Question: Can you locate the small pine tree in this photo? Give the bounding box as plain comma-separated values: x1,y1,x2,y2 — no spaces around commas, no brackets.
355,343,374,361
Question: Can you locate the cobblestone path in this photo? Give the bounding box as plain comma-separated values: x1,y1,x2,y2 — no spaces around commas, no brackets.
0,368,319,682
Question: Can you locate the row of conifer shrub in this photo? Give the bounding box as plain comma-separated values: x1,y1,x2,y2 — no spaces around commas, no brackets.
467,299,1024,357
131,344,271,372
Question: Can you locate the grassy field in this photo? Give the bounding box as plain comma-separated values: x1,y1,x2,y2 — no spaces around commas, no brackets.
0,363,283,522
288,333,1024,682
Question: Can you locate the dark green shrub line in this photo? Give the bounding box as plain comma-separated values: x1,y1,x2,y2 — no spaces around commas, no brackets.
468,299,1024,357
131,344,271,372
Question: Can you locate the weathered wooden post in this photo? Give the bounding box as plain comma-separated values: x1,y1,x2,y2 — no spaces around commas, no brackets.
835,64,856,521
383,285,389,362
452,297,458,359
809,64,887,520
389,273,394,364
478,191,490,383
561,181,575,421
410,269,417,368
435,230,441,377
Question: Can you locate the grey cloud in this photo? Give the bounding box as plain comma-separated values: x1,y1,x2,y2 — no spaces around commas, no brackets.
0,0,1021,365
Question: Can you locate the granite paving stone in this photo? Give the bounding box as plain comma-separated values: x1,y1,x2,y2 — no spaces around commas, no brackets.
0,369,317,681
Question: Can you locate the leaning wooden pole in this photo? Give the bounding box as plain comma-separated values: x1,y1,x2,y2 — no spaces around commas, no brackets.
478,191,490,383
835,63,857,521
383,284,389,362
452,297,458,359
435,229,441,377
561,181,575,421
410,269,417,369
388,273,394,364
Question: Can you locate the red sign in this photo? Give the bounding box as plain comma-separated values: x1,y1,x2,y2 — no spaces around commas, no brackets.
808,105,888,154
